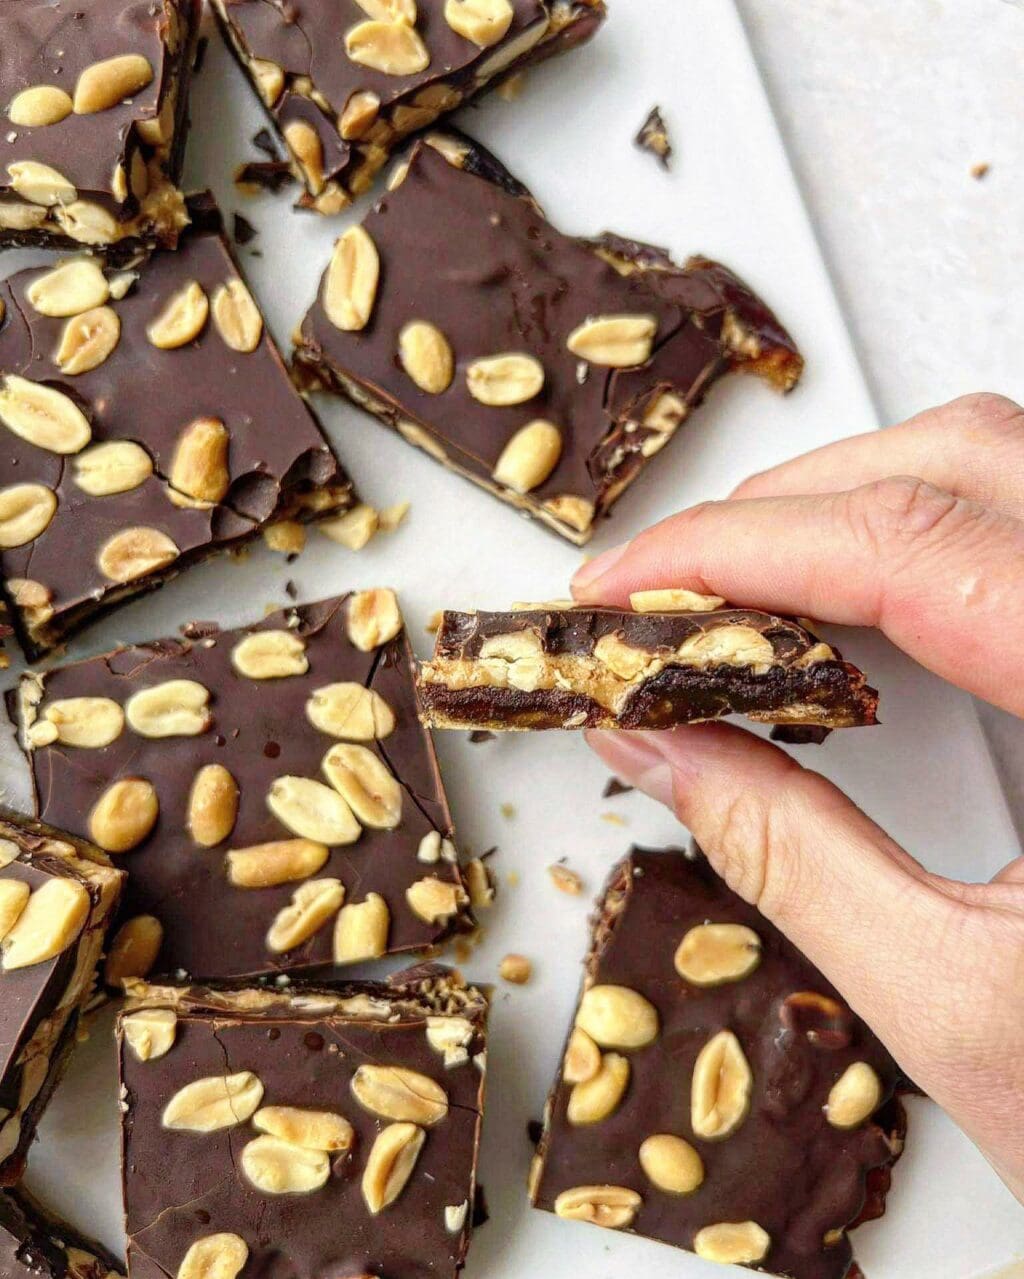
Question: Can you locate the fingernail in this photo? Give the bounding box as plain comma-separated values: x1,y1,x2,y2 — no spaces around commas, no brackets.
584,730,676,810
572,541,630,594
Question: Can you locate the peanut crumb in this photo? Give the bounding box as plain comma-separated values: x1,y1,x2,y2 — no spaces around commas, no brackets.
426,610,444,634
499,953,532,984
548,864,583,896
601,812,628,827
263,520,306,556
500,802,516,820
379,499,410,531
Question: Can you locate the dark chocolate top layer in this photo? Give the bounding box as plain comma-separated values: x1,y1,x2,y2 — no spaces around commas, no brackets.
222,0,542,177
532,847,906,1279
0,0,197,215
118,972,487,1279
14,595,469,983
0,200,348,658
435,605,826,661
0,1187,123,1279
296,138,801,531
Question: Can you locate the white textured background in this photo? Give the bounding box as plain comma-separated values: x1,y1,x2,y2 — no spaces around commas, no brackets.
737,0,1024,832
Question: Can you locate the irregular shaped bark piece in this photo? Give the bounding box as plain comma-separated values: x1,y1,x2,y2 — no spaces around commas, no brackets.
295,136,803,543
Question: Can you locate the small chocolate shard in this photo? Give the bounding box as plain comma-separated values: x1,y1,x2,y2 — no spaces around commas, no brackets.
602,776,633,798
635,105,673,168
468,730,496,744
232,212,258,245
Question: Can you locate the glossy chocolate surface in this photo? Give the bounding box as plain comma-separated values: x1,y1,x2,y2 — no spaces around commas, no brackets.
0,199,350,659
118,971,487,1279
13,595,470,983
295,138,802,540
0,0,200,247
215,0,603,203
532,847,906,1279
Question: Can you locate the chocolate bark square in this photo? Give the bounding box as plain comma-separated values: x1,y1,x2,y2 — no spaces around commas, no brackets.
0,0,202,255
0,196,352,660
294,135,802,543
417,601,878,731
213,0,605,213
10,593,472,986
0,810,124,1185
117,968,487,1279
530,847,906,1279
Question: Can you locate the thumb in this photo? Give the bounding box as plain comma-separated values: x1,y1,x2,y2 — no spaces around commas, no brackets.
585,724,952,1062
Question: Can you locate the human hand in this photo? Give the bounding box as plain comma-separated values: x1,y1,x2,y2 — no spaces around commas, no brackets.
571,392,1024,1202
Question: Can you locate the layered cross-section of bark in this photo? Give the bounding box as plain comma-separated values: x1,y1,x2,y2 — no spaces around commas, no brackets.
0,1187,124,1279
417,600,878,731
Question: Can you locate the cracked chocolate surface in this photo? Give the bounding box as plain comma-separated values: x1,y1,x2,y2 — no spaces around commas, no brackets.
531,847,906,1279
0,0,200,252
294,137,802,543
118,969,487,1279
10,595,471,984
0,196,352,661
0,1187,123,1279
213,0,604,210
0,810,124,1185
417,605,879,730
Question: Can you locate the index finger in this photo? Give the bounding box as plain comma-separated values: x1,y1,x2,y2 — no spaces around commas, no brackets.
571,476,1024,715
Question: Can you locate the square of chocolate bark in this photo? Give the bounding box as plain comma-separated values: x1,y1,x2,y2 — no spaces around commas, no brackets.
0,195,353,661
212,0,605,213
293,135,802,543
117,968,487,1279
530,847,906,1279
416,599,878,732
10,592,473,986
0,1187,123,1279
0,0,201,255
0,810,124,1185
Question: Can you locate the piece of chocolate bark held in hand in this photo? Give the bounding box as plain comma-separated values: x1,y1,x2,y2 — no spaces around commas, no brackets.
0,0,201,256
0,1187,124,1279
416,594,877,732
0,810,124,1185
117,967,487,1279
0,195,353,661
293,133,802,543
9,592,473,987
212,0,606,213
530,846,906,1279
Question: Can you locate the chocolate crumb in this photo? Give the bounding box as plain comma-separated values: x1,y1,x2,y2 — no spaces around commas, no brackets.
233,212,258,245
527,1119,544,1146
253,128,280,159
602,776,633,798
469,730,495,744
284,580,298,599
192,35,208,74
635,105,672,169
